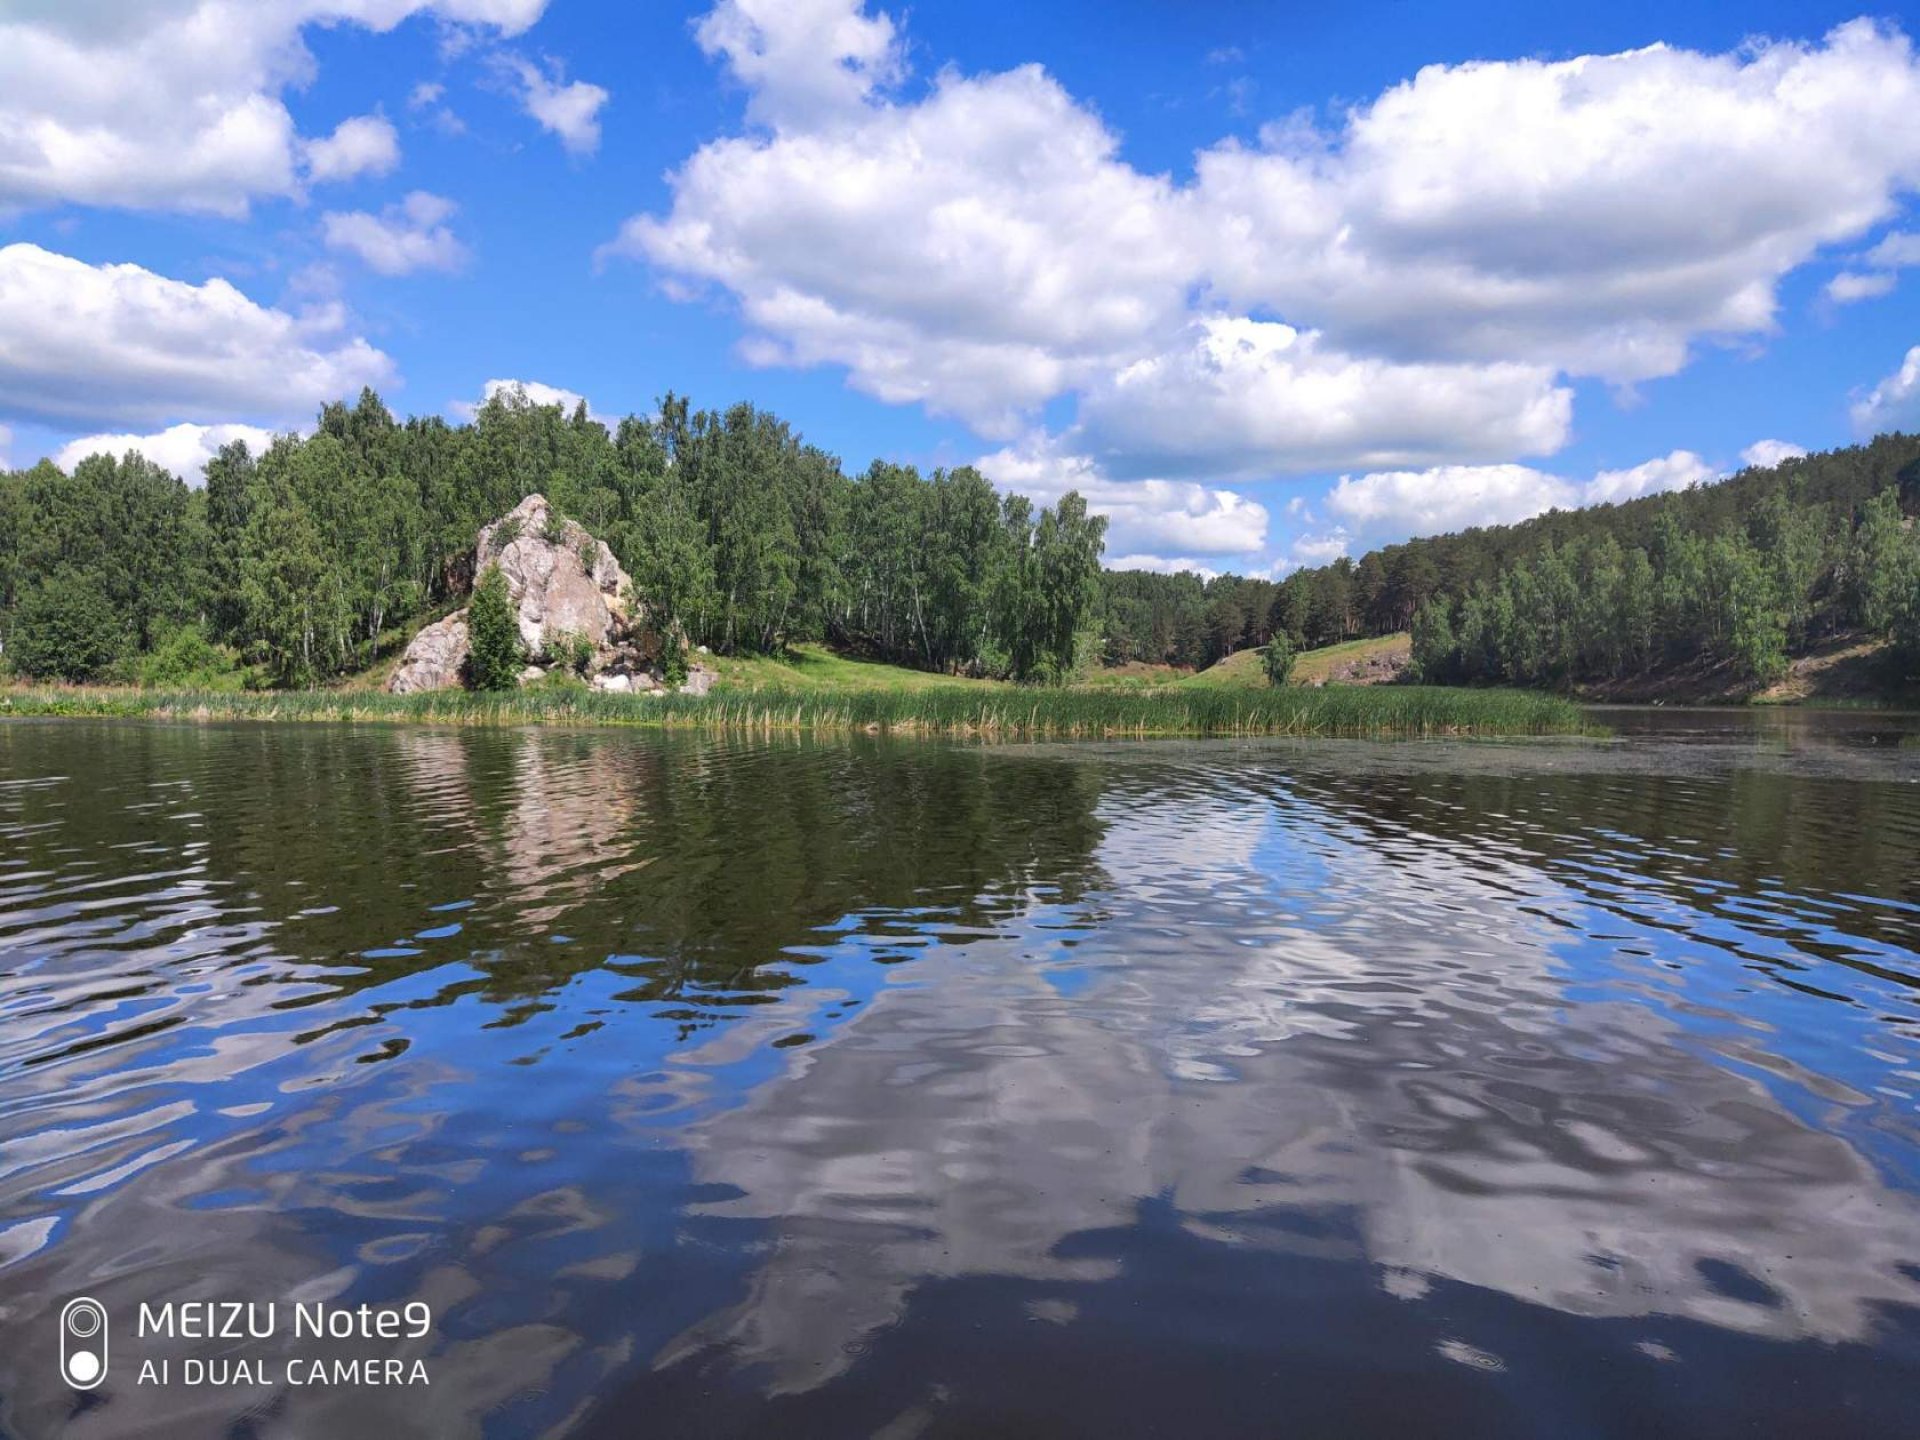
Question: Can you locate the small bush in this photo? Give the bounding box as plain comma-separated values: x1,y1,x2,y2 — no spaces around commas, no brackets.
1261,634,1297,687
126,623,240,689
543,629,595,676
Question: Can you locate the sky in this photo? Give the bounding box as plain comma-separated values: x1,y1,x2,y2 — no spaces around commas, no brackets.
5,0,1920,576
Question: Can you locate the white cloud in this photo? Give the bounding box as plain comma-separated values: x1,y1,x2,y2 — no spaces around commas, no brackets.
1853,344,1920,434
409,81,446,108
0,423,10,471
0,243,393,430
1827,270,1899,304
607,60,1198,437
1827,228,1920,303
0,2,548,216
1327,464,1579,538
54,422,282,483
977,436,1268,560
451,378,594,420
1288,533,1353,565
1866,230,1920,268
1199,19,1920,382
302,114,400,183
620,6,1920,485
1104,554,1223,579
322,192,468,275
695,0,905,130
1078,317,1571,478
498,54,608,155
1583,449,1715,504
1740,438,1808,469
1308,445,1739,552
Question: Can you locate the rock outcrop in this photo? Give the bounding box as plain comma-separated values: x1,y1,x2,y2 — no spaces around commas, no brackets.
477,495,633,654
388,611,469,694
386,494,707,695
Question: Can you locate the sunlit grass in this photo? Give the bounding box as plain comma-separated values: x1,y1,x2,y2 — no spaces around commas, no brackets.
706,642,999,693
1182,633,1413,690
1,681,1590,738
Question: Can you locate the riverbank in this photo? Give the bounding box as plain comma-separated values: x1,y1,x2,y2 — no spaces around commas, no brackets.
0,683,1590,739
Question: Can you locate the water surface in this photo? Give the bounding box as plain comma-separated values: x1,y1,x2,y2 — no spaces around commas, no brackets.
2,713,1919,1438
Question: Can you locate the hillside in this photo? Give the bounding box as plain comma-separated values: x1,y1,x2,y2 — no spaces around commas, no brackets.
1186,633,1411,690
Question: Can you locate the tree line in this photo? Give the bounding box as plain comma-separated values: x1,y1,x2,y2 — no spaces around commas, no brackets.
0,387,1107,687
1099,435,1920,687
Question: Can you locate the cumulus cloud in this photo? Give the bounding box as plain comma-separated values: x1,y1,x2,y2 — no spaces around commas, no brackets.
1584,449,1716,504
619,4,1920,488
451,378,594,420
498,54,609,154
1310,446,1746,553
1327,464,1580,538
0,243,393,430
978,437,1268,561
1853,344,1920,433
302,114,401,183
1740,438,1808,469
1078,317,1571,478
1197,21,1920,381
322,192,468,275
606,60,1197,436
695,0,905,129
53,422,283,483
0,1,548,215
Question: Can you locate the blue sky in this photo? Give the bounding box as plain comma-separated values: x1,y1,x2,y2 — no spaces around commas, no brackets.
4,0,1920,575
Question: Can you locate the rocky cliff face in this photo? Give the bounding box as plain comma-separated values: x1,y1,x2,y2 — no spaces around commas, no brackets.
386,494,715,695
476,495,632,654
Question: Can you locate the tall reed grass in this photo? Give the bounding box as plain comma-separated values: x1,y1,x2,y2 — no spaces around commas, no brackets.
1,683,1591,738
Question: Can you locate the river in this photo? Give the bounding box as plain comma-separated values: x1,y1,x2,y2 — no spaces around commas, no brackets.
1,712,1918,1438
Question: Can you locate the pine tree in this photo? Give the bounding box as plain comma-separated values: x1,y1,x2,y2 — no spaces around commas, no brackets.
466,563,521,692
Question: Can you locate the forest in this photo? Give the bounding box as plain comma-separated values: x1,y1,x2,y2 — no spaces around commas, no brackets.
0,388,1107,688
1099,434,1920,688
4,381,1918,695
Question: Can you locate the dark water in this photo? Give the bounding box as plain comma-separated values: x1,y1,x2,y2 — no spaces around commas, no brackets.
3,712,1920,1439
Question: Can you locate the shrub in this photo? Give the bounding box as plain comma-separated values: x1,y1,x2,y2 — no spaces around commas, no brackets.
1261,633,1296,687
466,564,522,692
126,622,239,689
543,629,595,676
661,633,689,689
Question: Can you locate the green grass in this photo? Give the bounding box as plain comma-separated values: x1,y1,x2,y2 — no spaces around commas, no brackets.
0,681,1590,739
706,642,999,693
1184,633,1412,690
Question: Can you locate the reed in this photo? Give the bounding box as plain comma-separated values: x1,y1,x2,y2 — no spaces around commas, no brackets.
1,682,1592,738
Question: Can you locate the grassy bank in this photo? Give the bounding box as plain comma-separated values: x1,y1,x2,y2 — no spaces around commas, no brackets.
1184,633,1413,690
0,682,1588,739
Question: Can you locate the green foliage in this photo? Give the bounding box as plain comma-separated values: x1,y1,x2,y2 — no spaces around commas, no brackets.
543,628,595,676
1409,598,1456,684
466,564,521,692
8,570,125,680
661,634,690,689
1261,632,1296,686
1105,438,1920,693
124,622,240,689
0,680,1590,739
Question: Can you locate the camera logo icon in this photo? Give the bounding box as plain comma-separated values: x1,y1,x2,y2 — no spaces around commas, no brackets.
59,1298,108,1389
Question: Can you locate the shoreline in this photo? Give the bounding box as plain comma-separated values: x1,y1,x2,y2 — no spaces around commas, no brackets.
0,684,1592,739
